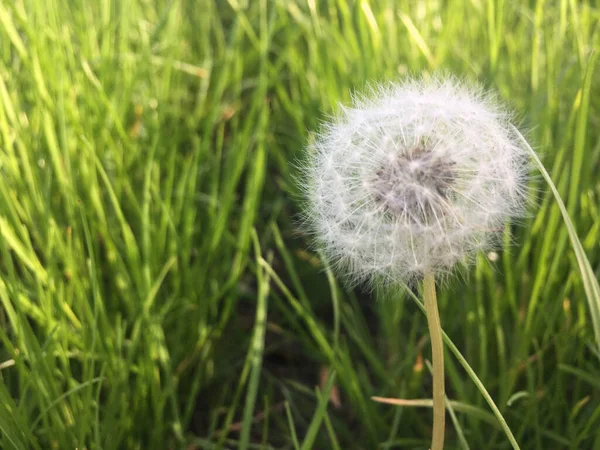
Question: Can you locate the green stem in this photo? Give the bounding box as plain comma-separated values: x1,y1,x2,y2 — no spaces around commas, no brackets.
424,273,445,450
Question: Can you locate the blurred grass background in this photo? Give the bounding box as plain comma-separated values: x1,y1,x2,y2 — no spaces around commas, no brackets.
0,0,599,449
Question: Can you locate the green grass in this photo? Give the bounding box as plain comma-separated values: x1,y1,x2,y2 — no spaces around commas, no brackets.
0,0,599,448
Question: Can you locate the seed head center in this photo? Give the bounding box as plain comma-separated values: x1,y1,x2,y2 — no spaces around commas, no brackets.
371,146,455,221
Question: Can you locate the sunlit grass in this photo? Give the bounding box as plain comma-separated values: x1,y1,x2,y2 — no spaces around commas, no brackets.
0,0,599,449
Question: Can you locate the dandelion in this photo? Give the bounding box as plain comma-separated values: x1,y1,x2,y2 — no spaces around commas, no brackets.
301,75,529,450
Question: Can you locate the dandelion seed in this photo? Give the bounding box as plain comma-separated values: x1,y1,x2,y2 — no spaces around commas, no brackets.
301,75,529,287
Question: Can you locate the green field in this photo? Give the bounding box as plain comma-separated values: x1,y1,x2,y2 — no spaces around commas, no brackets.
0,0,599,449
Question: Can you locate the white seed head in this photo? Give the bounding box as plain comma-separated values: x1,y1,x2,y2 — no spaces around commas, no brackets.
301,75,529,287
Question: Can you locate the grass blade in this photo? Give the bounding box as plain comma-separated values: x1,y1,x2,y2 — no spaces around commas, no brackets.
514,126,600,354
239,230,271,450
300,369,337,450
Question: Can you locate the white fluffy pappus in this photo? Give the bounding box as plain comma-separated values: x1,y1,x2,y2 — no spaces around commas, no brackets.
301,76,530,287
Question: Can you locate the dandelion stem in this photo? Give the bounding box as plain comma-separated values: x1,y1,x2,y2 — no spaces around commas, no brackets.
424,273,445,450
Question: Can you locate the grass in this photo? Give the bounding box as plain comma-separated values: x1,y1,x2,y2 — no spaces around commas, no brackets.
0,0,599,449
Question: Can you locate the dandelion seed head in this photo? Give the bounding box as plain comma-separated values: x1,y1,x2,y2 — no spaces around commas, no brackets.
301,75,530,287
